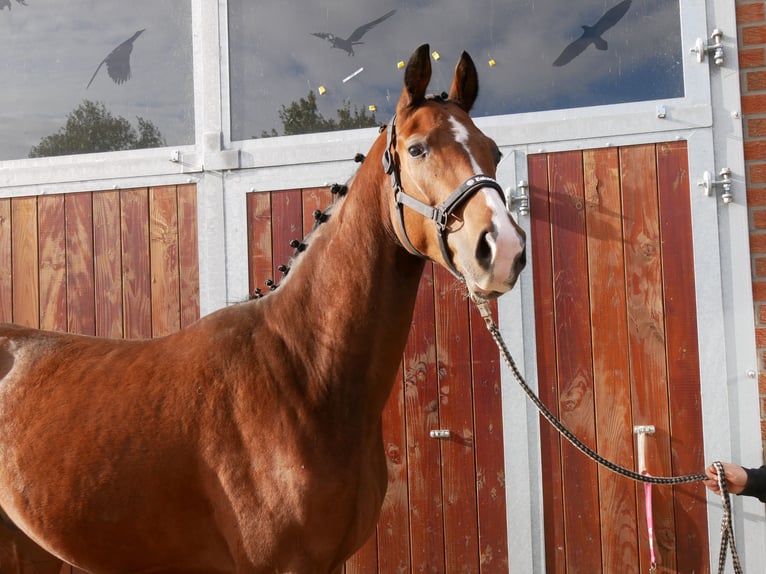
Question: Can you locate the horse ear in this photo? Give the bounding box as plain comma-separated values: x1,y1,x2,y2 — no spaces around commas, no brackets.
448,51,479,112
398,44,431,111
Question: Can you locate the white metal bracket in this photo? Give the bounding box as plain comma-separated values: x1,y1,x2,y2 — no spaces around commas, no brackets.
511,180,530,216
698,168,733,204
691,28,724,66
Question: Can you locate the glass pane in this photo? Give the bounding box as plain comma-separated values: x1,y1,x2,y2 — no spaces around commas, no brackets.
0,0,193,161
228,0,683,141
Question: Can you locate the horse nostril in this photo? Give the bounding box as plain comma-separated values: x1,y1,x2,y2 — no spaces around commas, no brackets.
476,231,495,271
515,248,527,274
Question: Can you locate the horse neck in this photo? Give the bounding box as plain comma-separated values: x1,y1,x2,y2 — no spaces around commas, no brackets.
263,139,425,415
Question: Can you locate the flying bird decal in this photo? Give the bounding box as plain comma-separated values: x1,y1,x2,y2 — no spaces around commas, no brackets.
87,29,145,89
553,0,631,67
311,10,396,56
0,0,28,10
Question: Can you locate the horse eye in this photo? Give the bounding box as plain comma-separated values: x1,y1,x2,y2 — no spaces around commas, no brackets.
408,143,427,158
493,147,503,166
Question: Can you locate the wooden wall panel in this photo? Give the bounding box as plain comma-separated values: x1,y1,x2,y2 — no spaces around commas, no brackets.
469,298,508,572
531,143,708,573
38,194,67,332
93,190,124,338
177,184,200,328
583,148,639,570
434,264,480,570
404,263,445,573
549,150,602,572
0,198,11,322
270,189,302,284
620,144,677,572
247,192,272,297
65,193,96,335
149,186,181,338
657,141,708,573
121,188,152,339
528,152,566,574
11,197,39,328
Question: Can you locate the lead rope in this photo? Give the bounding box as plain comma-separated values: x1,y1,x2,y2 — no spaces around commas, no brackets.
471,298,742,571
713,461,743,574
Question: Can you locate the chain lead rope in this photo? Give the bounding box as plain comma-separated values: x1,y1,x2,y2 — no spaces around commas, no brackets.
713,461,743,574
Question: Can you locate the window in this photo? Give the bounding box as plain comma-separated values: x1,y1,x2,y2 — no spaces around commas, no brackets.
228,0,683,141
0,0,193,161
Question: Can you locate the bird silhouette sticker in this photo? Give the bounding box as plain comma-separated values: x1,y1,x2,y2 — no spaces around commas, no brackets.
86,29,145,89
553,0,631,67
0,0,28,10
311,10,396,56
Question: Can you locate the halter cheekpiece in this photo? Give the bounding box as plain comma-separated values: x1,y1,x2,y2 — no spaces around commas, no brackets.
381,111,506,279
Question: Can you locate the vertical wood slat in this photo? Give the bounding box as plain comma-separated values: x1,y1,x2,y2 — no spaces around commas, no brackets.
0,198,11,322
247,192,273,297
271,189,303,285
583,148,639,570
620,144,677,572
121,188,152,339
38,194,67,332
404,263,445,573
657,141,708,573
65,193,96,336
377,368,411,573
528,153,566,574
177,184,200,329
93,190,124,338
149,186,181,338
11,197,39,328
434,265,480,571
469,299,508,572
548,150,602,572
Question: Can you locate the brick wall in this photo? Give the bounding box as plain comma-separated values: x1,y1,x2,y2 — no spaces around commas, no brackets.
738,1,766,445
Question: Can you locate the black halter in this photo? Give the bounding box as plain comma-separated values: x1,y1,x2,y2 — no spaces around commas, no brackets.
381,113,506,279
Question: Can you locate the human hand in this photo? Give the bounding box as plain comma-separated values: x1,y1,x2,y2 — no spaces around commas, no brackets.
703,462,748,495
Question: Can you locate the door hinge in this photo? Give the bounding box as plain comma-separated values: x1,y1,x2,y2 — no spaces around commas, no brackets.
691,28,724,66
698,168,733,204
510,180,530,216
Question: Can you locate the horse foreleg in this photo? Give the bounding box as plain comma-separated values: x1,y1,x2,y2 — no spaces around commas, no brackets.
0,521,63,574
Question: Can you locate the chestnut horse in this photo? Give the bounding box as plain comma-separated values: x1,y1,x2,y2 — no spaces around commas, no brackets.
0,44,525,573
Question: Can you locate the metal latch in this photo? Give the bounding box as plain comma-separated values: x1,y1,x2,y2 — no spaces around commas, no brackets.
698,168,733,204
691,28,724,66
510,180,530,216
429,429,451,439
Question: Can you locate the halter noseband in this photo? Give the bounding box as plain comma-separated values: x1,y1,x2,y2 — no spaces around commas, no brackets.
381,113,506,279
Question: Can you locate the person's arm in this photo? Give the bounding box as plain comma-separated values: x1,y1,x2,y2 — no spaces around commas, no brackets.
742,465,766,502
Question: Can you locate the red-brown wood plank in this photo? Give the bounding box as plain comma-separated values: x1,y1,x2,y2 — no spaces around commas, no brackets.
434,265,479,571
38,194,67,332
11,197,39,328
0,198,11,322
93,190,124,338
583,148,639,570
527,153,565,574
177,184,200,328
301,186,332,235
149,185,181,337
468,298,508,572
121,188,152,339
549,150,601,572
377,366,411,572
620,144,676,572
65,193,96,335
403,263,445,573
656,141,708,573
270,189,303,287
344,534,378,574
247,192,272,297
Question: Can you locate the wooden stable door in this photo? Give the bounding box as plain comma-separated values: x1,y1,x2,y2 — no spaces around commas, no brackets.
246,188,509,573
528,143,709,573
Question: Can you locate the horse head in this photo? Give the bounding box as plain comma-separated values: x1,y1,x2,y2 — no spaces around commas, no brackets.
382,44,526,298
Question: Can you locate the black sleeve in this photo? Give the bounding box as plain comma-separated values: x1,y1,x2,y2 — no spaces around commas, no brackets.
741,465,766,502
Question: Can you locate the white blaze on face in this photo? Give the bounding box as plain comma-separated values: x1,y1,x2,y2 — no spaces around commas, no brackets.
449,116,521,288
